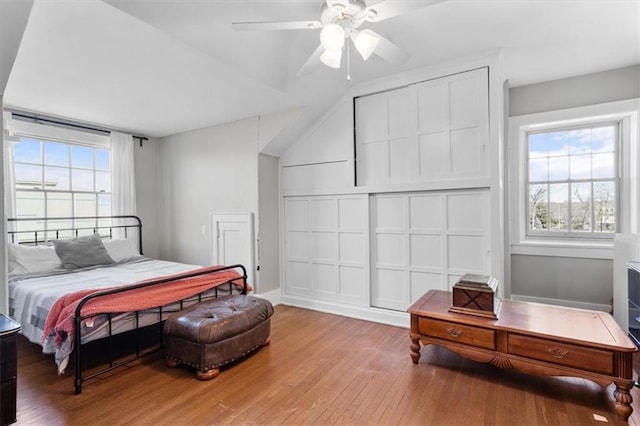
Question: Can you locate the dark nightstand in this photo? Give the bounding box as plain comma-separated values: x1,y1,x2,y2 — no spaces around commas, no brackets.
0,314,20,426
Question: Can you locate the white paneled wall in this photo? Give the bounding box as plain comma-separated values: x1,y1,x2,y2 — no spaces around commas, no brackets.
355,68,489,187
370,191,491,311
284,195,369,305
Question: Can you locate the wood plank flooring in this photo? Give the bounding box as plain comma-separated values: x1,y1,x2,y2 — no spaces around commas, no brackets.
13,305,640,425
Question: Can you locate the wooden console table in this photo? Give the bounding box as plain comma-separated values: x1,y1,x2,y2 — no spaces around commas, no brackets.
409,290,638,422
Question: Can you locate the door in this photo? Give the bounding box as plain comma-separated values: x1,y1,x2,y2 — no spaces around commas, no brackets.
211,213,255,289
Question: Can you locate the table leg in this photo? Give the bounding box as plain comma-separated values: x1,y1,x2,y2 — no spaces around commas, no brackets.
410,333,421,364
613,380,633,422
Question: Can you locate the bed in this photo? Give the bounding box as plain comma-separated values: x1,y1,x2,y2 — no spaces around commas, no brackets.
7,215,249,394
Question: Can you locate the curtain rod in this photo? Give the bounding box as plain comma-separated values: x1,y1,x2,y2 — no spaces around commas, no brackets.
10,112,149,145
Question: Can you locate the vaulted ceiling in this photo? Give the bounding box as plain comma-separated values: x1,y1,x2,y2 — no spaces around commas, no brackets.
1,0,639,155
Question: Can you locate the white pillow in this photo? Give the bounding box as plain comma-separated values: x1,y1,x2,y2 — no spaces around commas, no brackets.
8,244,61,275
103,238,141,263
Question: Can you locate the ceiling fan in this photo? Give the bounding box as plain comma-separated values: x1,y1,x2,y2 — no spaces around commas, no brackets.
232,0,443,77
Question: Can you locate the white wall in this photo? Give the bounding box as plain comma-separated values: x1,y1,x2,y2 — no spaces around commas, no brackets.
257,153,280,293
508,65,640,307
134,137,160,259
157,117,259,267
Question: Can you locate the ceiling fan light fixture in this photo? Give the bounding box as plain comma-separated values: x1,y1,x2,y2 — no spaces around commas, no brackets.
320,23,346,51
353,29,380,61
320,48,343,69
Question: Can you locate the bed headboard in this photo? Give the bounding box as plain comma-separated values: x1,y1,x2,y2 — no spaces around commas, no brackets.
7,215,143,255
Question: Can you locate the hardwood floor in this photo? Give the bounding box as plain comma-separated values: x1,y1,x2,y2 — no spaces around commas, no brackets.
13,305,640,425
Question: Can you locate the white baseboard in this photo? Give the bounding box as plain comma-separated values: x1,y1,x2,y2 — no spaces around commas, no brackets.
510,294,612,313
280,294,409,329
252,289,282,306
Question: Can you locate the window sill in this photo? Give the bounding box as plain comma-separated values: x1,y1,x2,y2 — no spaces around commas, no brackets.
510,239,613,260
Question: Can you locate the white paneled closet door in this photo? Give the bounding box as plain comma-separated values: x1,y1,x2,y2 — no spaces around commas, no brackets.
414,68,489,180
284,195,369,306
355,68,489,187
370,191,491,311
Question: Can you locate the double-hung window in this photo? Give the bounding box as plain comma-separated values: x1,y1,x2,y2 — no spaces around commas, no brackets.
527,122,618,238
510,99,639,258
8,120,111,242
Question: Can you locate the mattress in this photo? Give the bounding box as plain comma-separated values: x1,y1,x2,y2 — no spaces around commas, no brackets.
9,258,240,360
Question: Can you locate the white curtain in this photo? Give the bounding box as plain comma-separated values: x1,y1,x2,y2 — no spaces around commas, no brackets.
4,115,17,219
110,131,137,216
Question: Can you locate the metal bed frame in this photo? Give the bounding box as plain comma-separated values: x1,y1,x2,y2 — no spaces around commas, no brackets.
7,216,248,394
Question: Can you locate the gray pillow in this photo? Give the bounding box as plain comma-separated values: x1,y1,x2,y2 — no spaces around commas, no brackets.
53,234,115,271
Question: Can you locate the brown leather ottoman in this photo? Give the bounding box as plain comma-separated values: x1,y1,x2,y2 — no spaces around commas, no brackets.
164,294,274,380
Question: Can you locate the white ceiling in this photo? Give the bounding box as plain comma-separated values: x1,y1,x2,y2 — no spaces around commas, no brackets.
2,0,639,155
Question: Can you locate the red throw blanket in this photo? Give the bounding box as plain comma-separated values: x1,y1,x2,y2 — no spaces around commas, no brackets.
42,265,250,348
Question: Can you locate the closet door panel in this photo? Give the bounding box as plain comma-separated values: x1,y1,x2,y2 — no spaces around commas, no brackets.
450,127,482,174
389,137,412,181
284,195,369,306
418,133,447,177
286,260,310,294
410,271,442,301
410,234,442,268
339,233,365,264
370,190,491,311
372,268,408,310
339,266,366,299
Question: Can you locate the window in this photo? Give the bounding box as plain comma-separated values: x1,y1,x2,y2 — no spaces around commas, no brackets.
510,99,638,259
9,121,111,242
527,123,618,238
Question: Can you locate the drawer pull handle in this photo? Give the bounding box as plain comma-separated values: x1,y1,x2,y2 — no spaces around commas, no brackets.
446,327,463,338
546,346,569,359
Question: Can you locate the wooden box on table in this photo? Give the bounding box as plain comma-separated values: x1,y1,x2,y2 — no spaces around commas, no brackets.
449,274,500,319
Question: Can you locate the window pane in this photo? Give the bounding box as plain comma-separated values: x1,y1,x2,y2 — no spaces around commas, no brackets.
98,193,111,217
14,138,41,163
571,182,591,232
74,193,96,219
96,149,110,171
594,181,615,233
549,131,570,156
528,134,548,158
529,158,548,182
44,166,70,191
568,129,591,154
16,191,44,219
72,145,93,169
549,183,568,231
95,171,110,193
592,126,615,152
529,184,548,230
592,153,615,179
15,164,43,189
44,141,69,166
548,156,568,180
72,169,94,191
570,154,591,180
47,192,72,217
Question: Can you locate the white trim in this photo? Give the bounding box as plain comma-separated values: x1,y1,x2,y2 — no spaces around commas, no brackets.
509,98,640,258
9,119,109,148
510,294,611,313
280,294,409,329
252,288,282,306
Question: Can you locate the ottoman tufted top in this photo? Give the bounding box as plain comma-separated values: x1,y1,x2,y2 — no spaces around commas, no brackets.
164,295,274,343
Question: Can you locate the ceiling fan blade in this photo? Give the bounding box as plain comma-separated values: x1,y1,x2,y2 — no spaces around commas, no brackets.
232,20,322,31
373,34,410,65
296,44,325,76
364,0,444,23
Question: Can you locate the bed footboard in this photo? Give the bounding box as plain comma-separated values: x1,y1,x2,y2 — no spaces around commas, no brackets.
72,264,248,394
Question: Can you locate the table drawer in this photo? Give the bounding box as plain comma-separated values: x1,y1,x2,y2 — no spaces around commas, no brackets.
509,334,614,375
417,317,495,350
